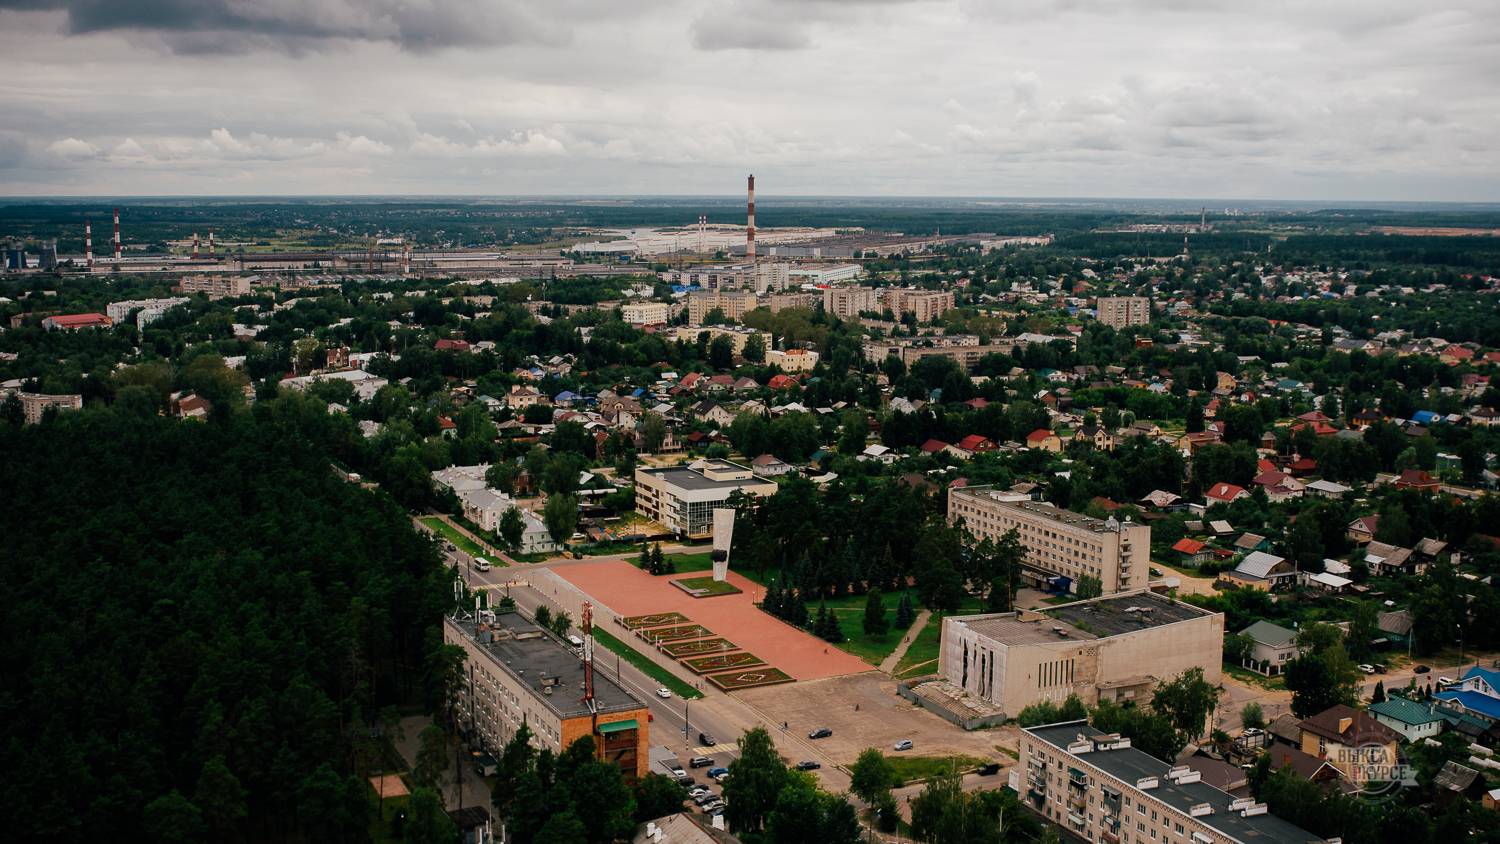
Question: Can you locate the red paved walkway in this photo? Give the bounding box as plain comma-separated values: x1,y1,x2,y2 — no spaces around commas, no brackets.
556,560,872,681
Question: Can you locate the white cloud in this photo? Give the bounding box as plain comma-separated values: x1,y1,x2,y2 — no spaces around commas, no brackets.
46,137,99,159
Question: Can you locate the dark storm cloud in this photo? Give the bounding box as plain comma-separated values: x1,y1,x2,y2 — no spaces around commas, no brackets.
0,0,568,51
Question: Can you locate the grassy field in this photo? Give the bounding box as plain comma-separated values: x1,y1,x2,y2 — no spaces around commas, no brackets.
674,575,741,596
666,552,715,573
894,615,943,678
419,516,495,560
590,626,703,699
885,754,986,784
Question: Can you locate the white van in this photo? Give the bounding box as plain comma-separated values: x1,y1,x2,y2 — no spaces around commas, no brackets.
474,557,492,572
567,635,584,651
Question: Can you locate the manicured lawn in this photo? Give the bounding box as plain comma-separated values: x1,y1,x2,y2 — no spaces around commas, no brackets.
885,754,986,784
894,614,943,678
830,607,909,665
673,575,742,596
590,626,703,699
419,516,493,560
666,552,715,573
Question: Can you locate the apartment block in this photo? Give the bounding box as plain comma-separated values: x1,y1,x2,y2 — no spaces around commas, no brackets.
822,287,879,319
948,486,1149,593
106,297,191,327
19,392,83,424
768,292,818,313
686,290,758,325
1096,296,1151,329
177,274,252,299
672,325,769,356
941,591,1222,715
881,288,955,323
634,459,777,537
1019,722,1323,844
621,301,671,325
862,335,1012,372
445,612,650,779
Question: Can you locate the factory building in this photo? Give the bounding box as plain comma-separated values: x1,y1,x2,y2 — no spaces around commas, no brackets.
943,591,1222,716
948,486,1149,594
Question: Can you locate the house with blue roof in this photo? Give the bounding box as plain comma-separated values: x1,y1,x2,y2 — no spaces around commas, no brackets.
1411,410,1441,426
1435,666,1500,723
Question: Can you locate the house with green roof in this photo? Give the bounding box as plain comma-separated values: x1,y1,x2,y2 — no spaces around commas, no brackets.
1238,620,1303,676
1368,695,1445,742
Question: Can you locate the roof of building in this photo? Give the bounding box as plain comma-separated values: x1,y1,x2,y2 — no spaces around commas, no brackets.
1241,620,1298,648
1235,551,1290,580
1206,482,1247,501
1435,760,1481,793
1172,538,1206,554
1377,610,1413,637
1299,705,1402,746
446,613,644,720
1368,695,1445,727
1267,744,1343,782
1435,690,1500,721
1027,722,1319,843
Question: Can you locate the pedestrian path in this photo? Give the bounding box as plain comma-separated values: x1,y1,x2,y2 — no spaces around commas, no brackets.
879,610,933,674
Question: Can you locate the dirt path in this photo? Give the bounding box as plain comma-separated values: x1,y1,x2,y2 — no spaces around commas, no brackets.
880,610,933,674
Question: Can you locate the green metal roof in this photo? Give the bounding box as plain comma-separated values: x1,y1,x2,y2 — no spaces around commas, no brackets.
1368,696,1444,726
598,719,639,734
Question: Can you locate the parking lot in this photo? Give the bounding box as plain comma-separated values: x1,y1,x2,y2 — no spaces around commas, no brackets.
651,743,740,821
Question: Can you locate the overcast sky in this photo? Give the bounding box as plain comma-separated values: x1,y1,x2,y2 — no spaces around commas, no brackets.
1,0,1496,201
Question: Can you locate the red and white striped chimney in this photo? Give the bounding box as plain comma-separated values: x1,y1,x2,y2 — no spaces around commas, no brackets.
112,208,121,261
84,219,93,268
208,229,215,256
746,174,756,262
192,232,200,259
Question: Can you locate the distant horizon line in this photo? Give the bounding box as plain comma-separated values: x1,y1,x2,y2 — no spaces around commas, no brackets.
1,193,1498,210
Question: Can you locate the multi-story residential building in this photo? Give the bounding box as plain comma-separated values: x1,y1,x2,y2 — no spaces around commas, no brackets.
768,292,818,312
19,392,83,424
634,459,777,537
106,297,191,327
767,348,820,372
881,289,955,323
686,290,758,325
1018,722,1324,844
862,335,1012,372
672,325,769,356
1096,296,1152,329
942,591,1222,714
177,274,252,299
621,301,671,325
445,612,650,779
823,287,879,319
948,486,1150,593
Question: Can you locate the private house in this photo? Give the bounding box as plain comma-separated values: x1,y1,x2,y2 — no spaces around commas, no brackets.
1394,468,1441,493
1363,541,1417,576
1239,620,1303,676
1171,538,1212,565
1347,515,1379,544
1299,705,1402,781
1306,479,1352,499
750,454,792,477
1205,482,1249,505
1024,428,1062,452
1368,695,1446,742
1223,551,1296,591
957,434,998,455
1434,666,1500,724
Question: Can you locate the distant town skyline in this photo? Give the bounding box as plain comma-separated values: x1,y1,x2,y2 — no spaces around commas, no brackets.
1,0,1497,201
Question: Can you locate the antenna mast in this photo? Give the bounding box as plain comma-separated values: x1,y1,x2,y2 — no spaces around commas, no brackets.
582,601,598,731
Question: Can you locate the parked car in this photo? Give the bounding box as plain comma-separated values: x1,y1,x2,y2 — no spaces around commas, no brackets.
1373,664,1387,674
690,756,714,768
698,733,717,746
656,687,673,699
702,800,725,813
688,786,710,798
1414,664,1431,674
893,739,914,751
713,772,730,784
1358,664,1376,674
693,793,717,806
707,767,729,779
796,760,821,771
1242,727,1264,737
978,762,1001,776
808,727,833,739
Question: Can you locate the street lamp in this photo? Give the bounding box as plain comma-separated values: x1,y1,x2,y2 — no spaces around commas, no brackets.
684,700,691,745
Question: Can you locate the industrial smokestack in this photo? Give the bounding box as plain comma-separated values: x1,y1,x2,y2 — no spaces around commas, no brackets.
192,232,200,259
746,174,756,263
208,229,215,256
402,242,411,276
112,208,121,262
84,219,93,268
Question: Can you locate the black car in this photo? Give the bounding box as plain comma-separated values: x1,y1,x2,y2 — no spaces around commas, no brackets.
796,760,821,771
698,733,717,747
978,763,1001,776
1414,664,1431,674
808,727,833,739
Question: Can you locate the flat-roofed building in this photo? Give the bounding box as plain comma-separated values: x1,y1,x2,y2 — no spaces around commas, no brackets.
686,290,758,325
789,264,862,285
177,274,252,299
1019,721,1324,844
672,325,769,356
445,611,650,779
278,368,389,401
881,289,955,323
943,591,1223,715
1096,296,1151,329
106,297,191,327
823,287,879,319
19,392,83,424
634,458,777,537
862,335,1012,372
948,485,1149,593
621,301,671,325
768,292,818,312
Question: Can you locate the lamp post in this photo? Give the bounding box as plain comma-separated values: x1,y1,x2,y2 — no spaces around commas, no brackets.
684,700,691,746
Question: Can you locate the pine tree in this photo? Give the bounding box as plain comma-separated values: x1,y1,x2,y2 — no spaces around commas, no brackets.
658,544,674,574
763,579,783,618
638,543,652,572
791,593,809,628
863,588,889,637
1372,680,1386,704
894,592,915,628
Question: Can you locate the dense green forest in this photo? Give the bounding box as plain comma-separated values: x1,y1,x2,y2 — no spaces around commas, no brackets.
0,402,455,841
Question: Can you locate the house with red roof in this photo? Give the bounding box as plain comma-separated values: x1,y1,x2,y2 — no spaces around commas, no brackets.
434,338,471,352
1205,482,1249,505
1025,428,1061,452
1172,538,1212,565
767,374,799,390
957,434,997,455
1347,514,1379,544
1441,345,1475,364
1394,468,1441,493
42,312,112,331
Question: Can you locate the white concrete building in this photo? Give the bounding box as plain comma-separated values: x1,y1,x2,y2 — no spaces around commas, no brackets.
634,458,777,537
767,348,820,372
621,301,671,325
106,297,190,327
